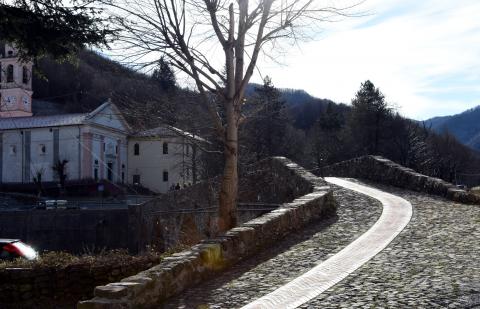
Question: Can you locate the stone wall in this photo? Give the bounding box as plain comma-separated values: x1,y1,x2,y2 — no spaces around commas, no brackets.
128,157,316,253
319,155,480,204
0,209,131,253
78,158,335,308
0,158,316,255
0,255,161,308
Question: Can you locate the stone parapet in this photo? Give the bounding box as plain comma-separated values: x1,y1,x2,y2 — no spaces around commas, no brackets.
319,155,480,205
78,158,335,308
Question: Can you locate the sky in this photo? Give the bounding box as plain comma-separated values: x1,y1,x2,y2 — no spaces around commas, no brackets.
250,0,480,120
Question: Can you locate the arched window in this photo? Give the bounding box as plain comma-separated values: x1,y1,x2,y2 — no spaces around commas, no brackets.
163,142,168,154
134,143,140,156
22,66,28,84
7,64,13,83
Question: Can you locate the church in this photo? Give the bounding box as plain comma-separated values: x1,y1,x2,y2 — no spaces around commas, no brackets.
0,42,197,193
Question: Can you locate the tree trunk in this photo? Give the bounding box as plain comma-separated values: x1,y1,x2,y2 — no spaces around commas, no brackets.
192,143,197,184
218,100,238,232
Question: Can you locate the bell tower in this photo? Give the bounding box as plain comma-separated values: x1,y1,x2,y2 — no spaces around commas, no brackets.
0,42,33,118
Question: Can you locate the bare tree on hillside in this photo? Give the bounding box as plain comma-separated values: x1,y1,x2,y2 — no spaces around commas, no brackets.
102,0,361,232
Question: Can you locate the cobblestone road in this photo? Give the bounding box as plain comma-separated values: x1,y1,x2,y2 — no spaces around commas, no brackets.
163,180,480,309
300,181,480,309
163,185,383,309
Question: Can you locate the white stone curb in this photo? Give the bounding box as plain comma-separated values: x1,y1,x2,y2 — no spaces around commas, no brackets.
242,177,413,309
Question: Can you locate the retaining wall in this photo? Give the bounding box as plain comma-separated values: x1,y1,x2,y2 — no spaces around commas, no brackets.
320,155,480,204
128,157,316,253
78,158,335,308
0,254,161,308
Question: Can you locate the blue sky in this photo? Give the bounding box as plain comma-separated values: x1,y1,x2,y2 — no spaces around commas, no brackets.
251,0,480,120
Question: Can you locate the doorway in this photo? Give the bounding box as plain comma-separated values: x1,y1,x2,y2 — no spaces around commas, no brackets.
107,162,113,182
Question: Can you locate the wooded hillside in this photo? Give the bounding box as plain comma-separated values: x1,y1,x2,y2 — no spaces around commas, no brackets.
32,51,480,187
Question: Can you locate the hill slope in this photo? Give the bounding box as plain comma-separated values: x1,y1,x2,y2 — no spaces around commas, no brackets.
425,106,480,151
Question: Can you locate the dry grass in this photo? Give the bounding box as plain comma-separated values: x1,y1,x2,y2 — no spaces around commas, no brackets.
0,249,166,270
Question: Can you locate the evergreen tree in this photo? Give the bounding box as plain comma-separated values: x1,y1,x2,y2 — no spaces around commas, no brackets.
309,102,343,167
0,0,113,59
152,57,176,93
241,76,288,161
349,80,391,155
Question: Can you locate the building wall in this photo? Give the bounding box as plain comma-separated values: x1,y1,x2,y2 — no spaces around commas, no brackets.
0,124,128,184
1,130,23,182
81,126,128,183
0,126,81,183
88,106,125,131
127,137,192,193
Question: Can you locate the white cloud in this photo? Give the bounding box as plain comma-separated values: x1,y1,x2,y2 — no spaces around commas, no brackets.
251,0,480,120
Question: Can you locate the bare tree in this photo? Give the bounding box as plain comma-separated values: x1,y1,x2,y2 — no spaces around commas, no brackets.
102,0,360,231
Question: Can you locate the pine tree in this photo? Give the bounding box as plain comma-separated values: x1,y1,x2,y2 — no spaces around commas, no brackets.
309,102,343,167
152,57,176,93
350,80,391,155
0,0,112,60
243,76,288,161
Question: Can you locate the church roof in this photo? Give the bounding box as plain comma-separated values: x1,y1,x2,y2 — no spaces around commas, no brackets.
0,113,87,130
133,125,207,142
0,101,131,132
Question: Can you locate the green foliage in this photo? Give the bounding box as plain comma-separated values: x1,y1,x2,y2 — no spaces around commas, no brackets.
152,57,177,93
349,80,392,155
0,0,114,60
241,77,297,162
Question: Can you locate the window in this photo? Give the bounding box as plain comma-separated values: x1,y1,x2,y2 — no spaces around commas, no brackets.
94,168,98,181
38,144,46,155
94,159,99,165
163,171,169,182
7,65,13,83
134,143,140,156
22,66,28,84
121,172,125,184
186,145,190,155
8,145,16,156
163,142,168,154
133,174,141,184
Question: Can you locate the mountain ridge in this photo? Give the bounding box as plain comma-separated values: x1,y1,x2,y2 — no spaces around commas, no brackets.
425,105,480,151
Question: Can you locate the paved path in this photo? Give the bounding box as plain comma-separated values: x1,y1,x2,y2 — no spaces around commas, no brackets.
162,183,383,309
301,182,480,308
242,177,413,309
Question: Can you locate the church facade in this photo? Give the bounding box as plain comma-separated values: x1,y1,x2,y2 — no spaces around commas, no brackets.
0,42,197,193
0,102,130,184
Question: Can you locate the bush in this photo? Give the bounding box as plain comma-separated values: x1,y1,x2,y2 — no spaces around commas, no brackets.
0,249,163,270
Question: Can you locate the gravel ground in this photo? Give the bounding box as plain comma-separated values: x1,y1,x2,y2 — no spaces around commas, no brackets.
162,185,383,309
300,180,480,309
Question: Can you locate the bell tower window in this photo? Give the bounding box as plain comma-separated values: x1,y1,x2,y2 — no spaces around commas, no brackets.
7,65,13,83
22,66,29,84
